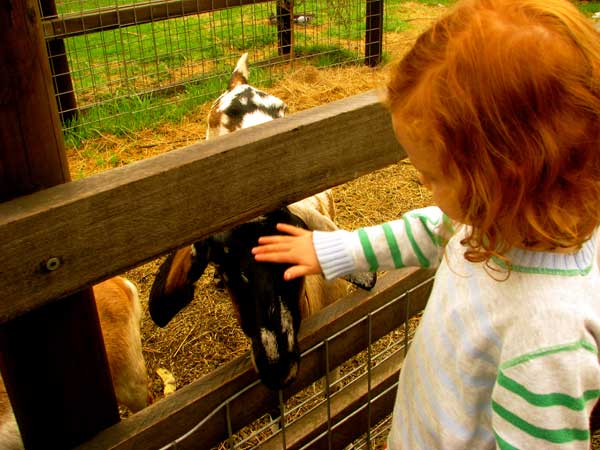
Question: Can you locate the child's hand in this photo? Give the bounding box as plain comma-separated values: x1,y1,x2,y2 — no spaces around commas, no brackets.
252,223,322,281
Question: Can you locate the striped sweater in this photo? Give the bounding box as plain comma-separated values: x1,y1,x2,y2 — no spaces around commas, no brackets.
312,206,600,449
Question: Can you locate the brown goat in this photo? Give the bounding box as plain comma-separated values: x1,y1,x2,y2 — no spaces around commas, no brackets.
0,276,150,449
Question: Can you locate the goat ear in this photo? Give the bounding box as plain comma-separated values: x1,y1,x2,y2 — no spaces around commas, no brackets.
287,203,338,232
149,244,211,327
228,53,249,90
189,240,212,280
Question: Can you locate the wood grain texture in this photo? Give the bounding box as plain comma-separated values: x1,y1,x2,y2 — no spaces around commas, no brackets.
76,270,433,450
0,91,404,324
0,0,70,201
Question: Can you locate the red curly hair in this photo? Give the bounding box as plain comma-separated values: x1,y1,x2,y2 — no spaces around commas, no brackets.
388,0,600,263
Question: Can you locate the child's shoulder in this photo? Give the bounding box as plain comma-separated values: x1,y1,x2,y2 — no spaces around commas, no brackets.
499,289,600,361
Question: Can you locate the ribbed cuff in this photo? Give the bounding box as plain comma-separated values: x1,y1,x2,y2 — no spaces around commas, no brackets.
313,230,355,280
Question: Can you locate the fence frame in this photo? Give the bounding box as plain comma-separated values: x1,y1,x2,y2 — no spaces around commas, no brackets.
2,1,398,448
1,2,120,448
77,269,434,449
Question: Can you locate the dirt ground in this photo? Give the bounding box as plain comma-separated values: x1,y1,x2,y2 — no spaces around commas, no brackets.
65,2,600,448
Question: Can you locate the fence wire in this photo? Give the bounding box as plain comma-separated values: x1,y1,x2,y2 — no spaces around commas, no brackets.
153,275,433,450
39,0,385,140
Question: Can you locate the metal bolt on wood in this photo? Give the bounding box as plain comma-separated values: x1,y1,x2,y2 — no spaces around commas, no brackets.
45,257,61,271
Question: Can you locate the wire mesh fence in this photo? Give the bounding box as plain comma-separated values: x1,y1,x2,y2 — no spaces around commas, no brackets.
39,0,387,144
151,273,434,449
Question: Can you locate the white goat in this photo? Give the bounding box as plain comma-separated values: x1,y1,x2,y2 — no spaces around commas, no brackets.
0,276,151,449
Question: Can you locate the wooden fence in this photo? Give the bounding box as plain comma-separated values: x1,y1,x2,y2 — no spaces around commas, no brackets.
0,1,424,448
79,269,435,449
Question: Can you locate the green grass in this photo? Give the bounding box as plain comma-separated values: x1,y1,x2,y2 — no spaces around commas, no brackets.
413,0,455,6
294,45,362,67
57,0,494,149
64,71,239,147
577,1,600,15
63,42,362,148
65,10,257,95
58,0,389,146
57,0,169,14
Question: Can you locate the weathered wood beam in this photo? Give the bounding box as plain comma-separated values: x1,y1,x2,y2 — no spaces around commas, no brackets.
0,90,404,324
0,0,118,448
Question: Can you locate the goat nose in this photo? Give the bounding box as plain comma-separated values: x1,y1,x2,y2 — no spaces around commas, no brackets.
282,360,299,386
260,361,299,390
251,346,300,390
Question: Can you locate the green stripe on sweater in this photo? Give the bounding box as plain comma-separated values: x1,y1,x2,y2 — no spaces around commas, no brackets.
442,213,455,235
492,400,589,443
358,228,378,271
497,370,600,410
491,255,592,276
417,214,445,246
382,223,403,268
501,340,597,370
402,216,430,268
494,431,520,450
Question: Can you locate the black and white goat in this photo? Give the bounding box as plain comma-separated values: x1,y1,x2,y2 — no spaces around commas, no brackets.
0,276,151,450
206,53,287,139
149,54,376,390
149,191,376,390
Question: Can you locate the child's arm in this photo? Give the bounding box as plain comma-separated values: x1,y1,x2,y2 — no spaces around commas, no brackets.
253,206,454,281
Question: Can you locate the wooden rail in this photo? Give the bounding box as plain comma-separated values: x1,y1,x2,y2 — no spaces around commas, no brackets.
1,2,119,448
3,2,398,448
0,90,404,325
76,269,434,450
42,0,271,40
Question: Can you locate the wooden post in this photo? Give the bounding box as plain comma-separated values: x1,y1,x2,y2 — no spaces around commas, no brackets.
0,1,119,449
39,0,78,124
365,0,383,67
276,0,292,56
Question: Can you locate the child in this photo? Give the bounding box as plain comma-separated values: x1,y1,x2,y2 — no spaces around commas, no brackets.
252,0,600,448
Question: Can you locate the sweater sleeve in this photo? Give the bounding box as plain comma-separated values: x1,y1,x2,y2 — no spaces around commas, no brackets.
313,206,455,280
492,313,600,449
